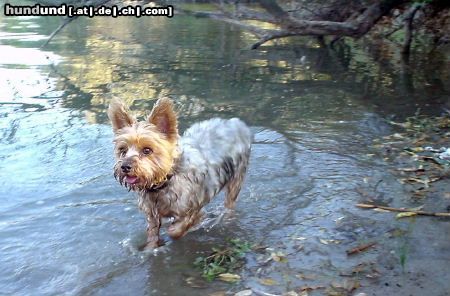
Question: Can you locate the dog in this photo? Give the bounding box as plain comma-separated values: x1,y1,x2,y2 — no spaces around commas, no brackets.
107,98,252,248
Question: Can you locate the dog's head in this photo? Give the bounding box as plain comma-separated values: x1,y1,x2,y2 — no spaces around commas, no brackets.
107,98,178,191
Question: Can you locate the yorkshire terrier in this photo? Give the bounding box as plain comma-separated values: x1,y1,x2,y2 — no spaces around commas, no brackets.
107,98,252,248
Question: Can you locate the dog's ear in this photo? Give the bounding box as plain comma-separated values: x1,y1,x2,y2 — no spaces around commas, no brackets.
108,99,135,133
148,98,178,142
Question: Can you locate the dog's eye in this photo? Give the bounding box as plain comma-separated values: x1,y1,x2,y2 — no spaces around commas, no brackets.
142,147,153,155
118,147,127,156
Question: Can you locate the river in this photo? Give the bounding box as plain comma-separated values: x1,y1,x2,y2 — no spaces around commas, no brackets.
1,5,450,296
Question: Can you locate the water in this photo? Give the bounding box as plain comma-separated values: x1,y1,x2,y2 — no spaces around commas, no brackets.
1,6,450,296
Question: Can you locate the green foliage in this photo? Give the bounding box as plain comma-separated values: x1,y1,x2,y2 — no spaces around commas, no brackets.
194,238,252,281
399,243,408,271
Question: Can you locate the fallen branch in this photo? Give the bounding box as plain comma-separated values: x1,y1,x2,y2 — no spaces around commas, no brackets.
346,242,377,255
39,0,113,48
40,16,78,49
184,0,409,49
251,31,299,49
356,203,450,217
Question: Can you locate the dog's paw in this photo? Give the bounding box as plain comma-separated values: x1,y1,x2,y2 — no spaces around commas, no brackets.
141,241,172,255
167,223,186,239
143,241,159,249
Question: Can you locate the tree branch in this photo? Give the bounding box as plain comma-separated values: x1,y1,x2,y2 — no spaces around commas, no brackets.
356,203,450,217
39,0,113,48
251,31,298,49
186,0,410,49
40,16,78,49
402,3,423,55
279,0,407,37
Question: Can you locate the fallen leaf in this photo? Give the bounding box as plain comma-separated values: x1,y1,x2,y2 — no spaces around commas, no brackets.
299,285,325,291
218,273,241,282
396,166,424,172
319,239,329,245
410,147,424,152
331,279,360,292
185,276,206,288
210,292,227,296
259,278,278,286
396,212,418,219
271,252,287,262
234,290,253,296
412,190,427,198
296,273,316,280
392,133,405,139
400,177,431,187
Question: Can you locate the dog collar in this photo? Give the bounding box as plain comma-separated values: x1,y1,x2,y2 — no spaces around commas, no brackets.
147,174,173,192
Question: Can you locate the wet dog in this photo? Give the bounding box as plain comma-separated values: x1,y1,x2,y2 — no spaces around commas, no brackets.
108,98,252,248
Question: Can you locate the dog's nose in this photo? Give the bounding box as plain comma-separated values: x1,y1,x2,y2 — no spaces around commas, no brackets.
121,164,132,173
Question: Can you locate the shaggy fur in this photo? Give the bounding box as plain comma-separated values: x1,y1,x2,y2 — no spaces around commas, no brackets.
108,98,252,248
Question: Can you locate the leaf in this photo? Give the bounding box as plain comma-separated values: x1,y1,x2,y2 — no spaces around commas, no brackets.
396,212,418,219
331,279,360,292
296,273,317,280
410,147,424,152
218,273,241,282
319,239,330,245
392,133,405,139
209,292,227,296
259,278,278,286
299,285,325,291
396,166,424,172
234,290,252,296
185,276,206,288
271,252,287,262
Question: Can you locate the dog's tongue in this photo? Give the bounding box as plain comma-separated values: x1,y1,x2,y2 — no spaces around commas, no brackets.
125,175,138,184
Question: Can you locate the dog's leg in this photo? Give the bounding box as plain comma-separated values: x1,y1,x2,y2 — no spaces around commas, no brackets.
167,211,204,239
225,154,249,209
145,215,162,248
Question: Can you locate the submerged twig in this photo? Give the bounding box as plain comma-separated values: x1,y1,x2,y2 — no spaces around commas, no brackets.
356,203,450,217
346,242,377,255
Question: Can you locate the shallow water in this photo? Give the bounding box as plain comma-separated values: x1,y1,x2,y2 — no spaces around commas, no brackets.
1,7,450,296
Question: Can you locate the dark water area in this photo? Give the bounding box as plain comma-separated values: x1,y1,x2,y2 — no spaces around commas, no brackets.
1,2,450,295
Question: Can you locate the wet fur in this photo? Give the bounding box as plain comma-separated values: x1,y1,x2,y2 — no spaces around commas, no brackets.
108,98,252,248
